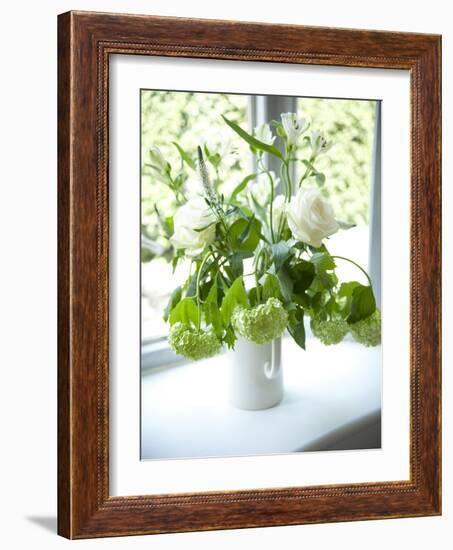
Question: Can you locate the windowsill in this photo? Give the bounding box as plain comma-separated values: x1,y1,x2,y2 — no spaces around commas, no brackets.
141,336,382,460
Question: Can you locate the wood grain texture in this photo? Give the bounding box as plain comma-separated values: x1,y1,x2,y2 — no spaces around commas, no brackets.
57,10,442,539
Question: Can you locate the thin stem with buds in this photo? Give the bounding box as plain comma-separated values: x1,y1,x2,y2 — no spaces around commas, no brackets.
330,255,373,287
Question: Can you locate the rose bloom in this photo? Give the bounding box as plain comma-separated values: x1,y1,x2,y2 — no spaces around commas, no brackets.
286,187,339,248
170,197,217,257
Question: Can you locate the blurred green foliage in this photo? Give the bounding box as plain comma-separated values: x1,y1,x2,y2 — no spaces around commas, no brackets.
141,91,249,250
141,91,376,249
298,98,376,225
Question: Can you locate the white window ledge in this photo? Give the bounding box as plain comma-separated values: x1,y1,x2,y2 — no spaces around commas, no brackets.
141,336,382,460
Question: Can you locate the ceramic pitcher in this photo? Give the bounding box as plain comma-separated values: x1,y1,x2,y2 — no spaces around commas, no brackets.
227,337,283,410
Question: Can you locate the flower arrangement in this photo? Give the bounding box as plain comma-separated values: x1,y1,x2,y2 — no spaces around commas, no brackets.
144,111,381,360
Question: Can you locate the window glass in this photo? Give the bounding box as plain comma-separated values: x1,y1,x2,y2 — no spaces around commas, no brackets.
297,98,375,225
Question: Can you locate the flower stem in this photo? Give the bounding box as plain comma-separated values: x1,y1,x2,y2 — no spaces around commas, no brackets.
196,252,211,330
253,248,268,303
331,255,373,287
284,161,292,199
266,171,276,243
298,154,317,187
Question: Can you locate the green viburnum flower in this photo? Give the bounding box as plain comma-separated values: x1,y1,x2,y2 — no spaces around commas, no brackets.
350,309,381,347
168,323,222,360
311,318,349,346
232,297,288,345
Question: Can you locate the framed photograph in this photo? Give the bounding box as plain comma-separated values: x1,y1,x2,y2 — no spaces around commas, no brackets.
58,11,441,539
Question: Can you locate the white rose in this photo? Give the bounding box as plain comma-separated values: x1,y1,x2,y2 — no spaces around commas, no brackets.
170,197,217,257
286,187,339,248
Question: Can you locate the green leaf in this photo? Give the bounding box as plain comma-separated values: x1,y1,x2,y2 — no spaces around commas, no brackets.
207,152,221,169
338,281,361,299
309,243,330,255
271,241,292,272
164,216,174,235
171,254,180,273
221,277,249,325
311,252,336,272
163,286,182,322
248,286,262,307
311,271,337,292
276,265,294,302
204,283,223,337
301,159,316,170
224,326,237,349
302,160,325,187
230,174,257,200
310,292,324,314
173,173,185,190
315,172,326,186
169,297,199,326
228,253,245,277
308,252,336,293
228,217,261,252
153,206,174,238
289,260,315,294
338,281,361,317
222,115,283,159
293,293,310,309
238,214,256,243
206,279,218,304
185,272,198,297
326,296,340,316
288,309,305,350
199,280,214,301
205,303,222,336
347,285,376,324
262,273,281,301
172,142,196,170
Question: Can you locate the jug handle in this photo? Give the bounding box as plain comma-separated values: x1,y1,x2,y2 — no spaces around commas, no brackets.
264,339,281,379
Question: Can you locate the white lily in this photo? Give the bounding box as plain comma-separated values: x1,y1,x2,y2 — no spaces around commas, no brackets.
148,146,171,183
310,130,333,156
254,123,275,145
281,112,309,146
203,129,236,161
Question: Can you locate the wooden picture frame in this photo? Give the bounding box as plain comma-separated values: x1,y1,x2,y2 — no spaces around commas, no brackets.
58,10,441,539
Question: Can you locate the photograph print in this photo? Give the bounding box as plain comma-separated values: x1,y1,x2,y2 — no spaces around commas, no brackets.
140,90,382,460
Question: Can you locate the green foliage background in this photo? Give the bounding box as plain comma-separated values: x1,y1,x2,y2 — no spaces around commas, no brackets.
298,98,376,225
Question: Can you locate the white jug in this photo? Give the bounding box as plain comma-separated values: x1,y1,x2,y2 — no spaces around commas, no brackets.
227,337,283,410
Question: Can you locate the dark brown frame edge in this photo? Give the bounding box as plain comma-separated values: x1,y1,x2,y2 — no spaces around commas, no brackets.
58,10,441,539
